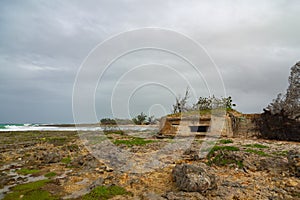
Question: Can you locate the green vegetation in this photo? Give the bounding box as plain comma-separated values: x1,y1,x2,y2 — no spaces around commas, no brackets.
292,192,300,198
113,137,156,147
47,137,67,146
16,168,40,175
211,145,240,152
201,145,240,158
82,185,130,200
245,149,269,156
171,87,236,114
219,139,233,144
100,118,117,125
63,144,79,152
104,130,124,135
208,153,244,168
243,144,269,149
44,172,56,178
132,112,155,125
3,179,56,200
271,151,288,156
61,156,71,164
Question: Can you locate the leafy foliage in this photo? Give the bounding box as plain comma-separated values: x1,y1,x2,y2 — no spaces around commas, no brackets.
100,118,117,125
172,88,236,114
256,62,300,141
132,112,154,125
173,87,191,113
266,62,300,119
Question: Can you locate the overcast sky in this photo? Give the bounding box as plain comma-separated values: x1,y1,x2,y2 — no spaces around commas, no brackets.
0,0,299,123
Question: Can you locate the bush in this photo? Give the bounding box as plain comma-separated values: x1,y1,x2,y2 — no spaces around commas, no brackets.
100,118,117,125
132,112,154,125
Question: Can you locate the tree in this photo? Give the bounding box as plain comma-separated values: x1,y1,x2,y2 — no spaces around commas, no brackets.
193,96,236,111
284,62,300,119
256,62,300,141
266,62,300,119
132,112,148,125
172,87,190,113
100,118,117,125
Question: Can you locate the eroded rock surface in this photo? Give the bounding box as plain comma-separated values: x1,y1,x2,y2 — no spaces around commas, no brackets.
172,163,216,192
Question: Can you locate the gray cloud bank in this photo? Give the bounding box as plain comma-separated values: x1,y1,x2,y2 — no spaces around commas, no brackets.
0,0,299,123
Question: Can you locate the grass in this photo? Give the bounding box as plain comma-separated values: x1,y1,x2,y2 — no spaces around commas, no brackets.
47,137,67,146
104,130,124,135
82,185,130,200
44,172,56,178
16,168,40,175
63,144,79,151
243,144,269,149
61,156,71,164
271,151,288,156
245,149,269,156
211,145,240,152
219,139,233,144
208,153,244,168
292,192,300,198
113,137,156,147
201,145,240,158
3,179,56,200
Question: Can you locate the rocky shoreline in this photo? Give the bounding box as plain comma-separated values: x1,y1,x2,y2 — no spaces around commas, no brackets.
0,130,299,199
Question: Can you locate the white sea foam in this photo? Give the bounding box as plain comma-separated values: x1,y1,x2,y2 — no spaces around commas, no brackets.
0,124,158,132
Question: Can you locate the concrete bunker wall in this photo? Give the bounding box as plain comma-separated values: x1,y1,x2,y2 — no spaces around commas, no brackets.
159,112,260,138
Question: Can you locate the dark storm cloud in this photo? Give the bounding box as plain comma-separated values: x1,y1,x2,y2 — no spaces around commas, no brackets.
0,0,299,123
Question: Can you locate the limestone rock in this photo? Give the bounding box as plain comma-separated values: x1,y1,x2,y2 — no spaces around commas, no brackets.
163,191,206,200
172,163,216,192
288,150,300,177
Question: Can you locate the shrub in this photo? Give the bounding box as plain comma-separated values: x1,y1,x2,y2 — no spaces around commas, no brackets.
100,118,117,125
83,185,129,200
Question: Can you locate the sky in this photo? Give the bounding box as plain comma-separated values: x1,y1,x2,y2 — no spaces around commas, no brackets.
0,0,299,123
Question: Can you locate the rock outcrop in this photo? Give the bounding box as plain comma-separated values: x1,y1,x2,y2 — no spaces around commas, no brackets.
172,163,216,192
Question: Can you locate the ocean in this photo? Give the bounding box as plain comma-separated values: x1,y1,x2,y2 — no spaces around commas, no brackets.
0,123,158,132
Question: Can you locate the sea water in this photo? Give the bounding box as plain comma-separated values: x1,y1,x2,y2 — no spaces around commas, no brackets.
0,124,158,132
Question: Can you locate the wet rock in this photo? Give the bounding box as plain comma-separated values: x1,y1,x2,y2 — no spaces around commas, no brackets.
172,163,216,192
287,150,300,177
0,173,14,188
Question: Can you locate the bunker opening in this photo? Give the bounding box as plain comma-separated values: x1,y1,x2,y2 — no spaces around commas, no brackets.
189,125,209,132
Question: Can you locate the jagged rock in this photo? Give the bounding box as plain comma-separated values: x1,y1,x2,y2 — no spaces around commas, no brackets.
69,154,103,170
288,150,300,177
243,156,288,173
142,192,166,200
172,163,216,192
0,173,14,188
163,191,206,200
36,151,62,164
